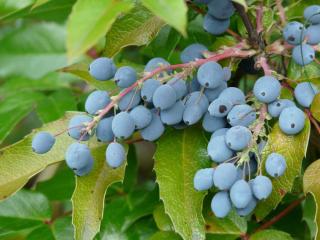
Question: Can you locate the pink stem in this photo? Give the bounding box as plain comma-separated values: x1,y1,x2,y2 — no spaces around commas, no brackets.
256,3,264,34
275,0,286,26
258,57,272,75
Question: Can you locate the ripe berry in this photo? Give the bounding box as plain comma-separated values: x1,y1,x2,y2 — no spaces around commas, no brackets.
106,142,126,168
141,78,161,102
251,175,272,200
129,105,152,129
193,168,214,191
268,99,295,118
153,85,177,110
203,14,230,35
112,112,135,139
265,153,287,177
207,0,235,20
68,115,93,141
213,163,237,190
292,43,315,66
160,100,185,125
89,57,116,81
204,82,227,102
230,179,253,208
304,5,320,24
32,132,55,154
225,126,252,151
140,112,165,141
197,61,224,88
96,117,114,142
283,21,306,45
208,98,233,117
227,104,256,127
85,90,110,115
65,143,93,171
211,191,232,218
219,87,246,105
294,82,319,108
202,112,227,133
118,88,141,111
253,76,281,103
180,44,208,63
207,135,234,163
114,66,137,88
279,106,306,135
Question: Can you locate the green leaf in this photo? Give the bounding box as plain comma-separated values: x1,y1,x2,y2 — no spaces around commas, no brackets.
104,4,165,57
99,184,159,238
123,216,158,239
0,0,34,19
123,145,138,193
141,0,187,36
154,126,211,240
287,60,320,86
26,225,54,240
311,93,320,122
0,22,67,79
250,230,293,240
52,217,74,240
0,112,100,200
72,145,127,240
302,193,317,240
60,61,117,91
153,203,174,231
32,0,49,8
254,120,311,220
0,190,51,236
304,159,320,240
66,0,133,60
150,231,182,240
37,89,78,123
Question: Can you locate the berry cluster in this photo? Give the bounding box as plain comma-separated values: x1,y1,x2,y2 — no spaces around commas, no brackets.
195,0,235,36
283,5,320,65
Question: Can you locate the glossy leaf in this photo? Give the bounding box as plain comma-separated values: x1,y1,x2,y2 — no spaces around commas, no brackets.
0,23,67,79
255,121,310,220
104,4,165,57
66,0,133,60
287,61,320,87
154,127,211,240
250,229,293,240
141,0,187,36
150,231,182,240
72,145,127,240
0,0,34,19
304,159,320,240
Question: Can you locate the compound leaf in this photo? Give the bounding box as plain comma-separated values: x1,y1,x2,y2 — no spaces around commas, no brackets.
154,126,211,240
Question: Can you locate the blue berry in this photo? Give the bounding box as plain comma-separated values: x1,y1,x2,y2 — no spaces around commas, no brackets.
211,191,232,218
292,43,315,66
211,128,229,139
65,143,93,171
225,126,252,151
236,198,257,216
251,175,272,200
227,104,256,127
207,0,235,19
144,57,171,76
193,168,214,191
223,67,232,81
96,117,114,142
89,57,116,81
160,100,185,125
153,85,177,110
306,24,320,45
242,156,258,177
283,22,306,45
114,66,137,88
208,135,234,163
202,112,227,132
304,5,320,24
208,98,233,117
180,43,208,63
213,163,237,190
129,105,152,129
219,87,246,105
279,106,306,135
85,90,110,115
253,76,281,103
187,76,201,93
268,99,295,118
197,62,224,88
294,82,319,108
118,88,141,111
112,112,135,139
204,82,227,102
230,179,253,208
140,112,164,141
168,78,187,100
106,142,126,168
203,13,230,35
183,104,204,125
185,91,209,113
74,159,94,177
32,132,55,154
141,78,161,102
68,115,93,141
265,153,286,177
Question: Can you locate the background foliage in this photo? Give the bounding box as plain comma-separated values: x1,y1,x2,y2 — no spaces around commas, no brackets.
0,0,319,239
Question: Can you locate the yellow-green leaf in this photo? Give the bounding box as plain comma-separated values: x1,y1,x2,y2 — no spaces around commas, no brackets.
0,112,90,200
311,93,320,122
303,159,320,240
104,4,165,57
66,0,133,60
154,127,210,240
72,145,127,240
254,120,310,220
141,0,187,36
250,229,293,240
232,0,248,11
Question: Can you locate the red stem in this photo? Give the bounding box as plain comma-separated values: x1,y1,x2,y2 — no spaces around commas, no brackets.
256,3,264,34
254,196,305,233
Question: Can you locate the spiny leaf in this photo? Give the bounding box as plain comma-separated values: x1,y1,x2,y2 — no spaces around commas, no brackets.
154,126,211,240
104,4,165,57
72,145,127,240
66,0,133,60
303,159,320,240
141,0,187,36
254,120,310,220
